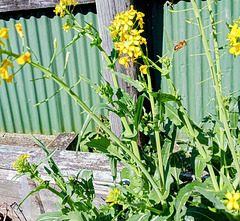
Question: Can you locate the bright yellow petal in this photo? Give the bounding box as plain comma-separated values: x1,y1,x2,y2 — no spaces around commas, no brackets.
227,201,233,210
226,192,233,200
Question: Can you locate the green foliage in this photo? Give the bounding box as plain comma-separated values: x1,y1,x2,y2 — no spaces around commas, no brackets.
8,0,240,220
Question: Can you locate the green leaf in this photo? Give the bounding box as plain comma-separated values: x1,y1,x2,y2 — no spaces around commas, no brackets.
165,103,183,127
108,156,117,183
174,181,203,220
112,71,145,92
120,166,144,193
208,112,224,129
127,212,151,221
194,186,226,210
85,137,110,153
161,140,172,166
76,103,112,155
36,211,63,221
134,95,144,131
82,75,100,91
186,207,228,221
57,33,81,56
194,156,206,181
229,96,240,135
19,186,46,208
151,91,180,104
60,211,92,221
31,134,66,191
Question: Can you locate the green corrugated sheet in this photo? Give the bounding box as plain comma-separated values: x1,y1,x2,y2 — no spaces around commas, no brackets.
160,0,240,123
0,6,103,134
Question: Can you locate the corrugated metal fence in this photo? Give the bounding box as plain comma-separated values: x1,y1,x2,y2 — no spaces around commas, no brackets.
160,0,240,123
0,5,103,134
0,1,239,134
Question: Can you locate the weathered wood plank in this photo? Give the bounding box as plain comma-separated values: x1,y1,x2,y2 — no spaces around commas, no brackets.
95,0,138,138
0,0,95,13
0,145,124,220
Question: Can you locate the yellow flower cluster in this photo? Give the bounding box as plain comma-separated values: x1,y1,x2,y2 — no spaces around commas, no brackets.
110,6,146,68
227,19,240,56
13,153,30,173
225,191,240,210
54,0,78,18
105,188,121,207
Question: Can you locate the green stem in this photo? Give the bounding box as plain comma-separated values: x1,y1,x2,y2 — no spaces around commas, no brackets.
71,19,141,161
29,60,162,197
143,54,220,191
0,48,160,199
146,71,165,192
191,0,240,187
46,186,77,211
206,0,225,190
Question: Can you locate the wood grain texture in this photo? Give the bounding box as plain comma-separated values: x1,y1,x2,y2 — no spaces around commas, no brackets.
0,144,123,220
0,0,95,12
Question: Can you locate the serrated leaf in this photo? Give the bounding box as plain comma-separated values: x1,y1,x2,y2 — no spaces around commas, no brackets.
85,137,110,153
175,181,203,220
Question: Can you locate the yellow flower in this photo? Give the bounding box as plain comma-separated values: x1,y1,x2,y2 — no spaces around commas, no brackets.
63,23,70,33
15,24,24,38
105,188,121,207
229,43,240,56
5,74,14,83
119,56,130,68
139,65,148,74
0,28,9,39
72,0,78,6
17,52,31,65
109,6,147,67
13,153,31,173
20,153,30,160
54,0,78,17
225,191,240,210
0,59,14,83
227,21,240,56
54,1,66,17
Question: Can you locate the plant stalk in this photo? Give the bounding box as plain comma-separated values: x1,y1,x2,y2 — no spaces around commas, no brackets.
191,0,240,187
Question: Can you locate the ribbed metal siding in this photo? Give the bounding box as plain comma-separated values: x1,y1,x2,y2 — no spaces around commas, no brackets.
0,9,103,134
160,0,240,123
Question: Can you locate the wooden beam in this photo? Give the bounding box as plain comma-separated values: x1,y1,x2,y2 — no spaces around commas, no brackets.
0,0,95,13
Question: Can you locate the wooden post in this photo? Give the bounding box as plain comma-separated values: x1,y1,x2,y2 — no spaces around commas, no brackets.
95,0,138,137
